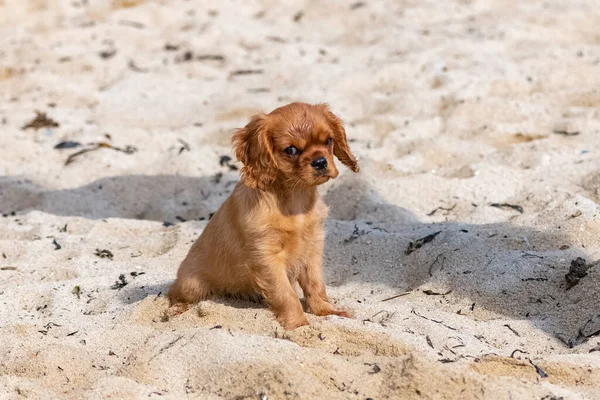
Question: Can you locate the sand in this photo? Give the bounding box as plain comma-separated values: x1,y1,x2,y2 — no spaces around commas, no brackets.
1,0,600,398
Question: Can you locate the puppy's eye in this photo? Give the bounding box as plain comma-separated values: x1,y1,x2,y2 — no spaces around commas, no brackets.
284,146,298,156
324,138,333,146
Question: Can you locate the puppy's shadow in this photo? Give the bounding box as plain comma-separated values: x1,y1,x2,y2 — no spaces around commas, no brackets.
118,282,171,305
118,281,265,311
211,296,266,310
322,174,599,346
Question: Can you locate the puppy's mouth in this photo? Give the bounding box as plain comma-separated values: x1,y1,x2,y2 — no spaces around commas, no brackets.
314,169,338,181
315,175,331,183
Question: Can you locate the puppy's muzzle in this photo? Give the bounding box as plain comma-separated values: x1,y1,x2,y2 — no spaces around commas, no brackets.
311,157,328,171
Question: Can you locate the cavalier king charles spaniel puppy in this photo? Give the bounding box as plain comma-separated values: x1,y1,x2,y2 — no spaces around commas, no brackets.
168,102,359,330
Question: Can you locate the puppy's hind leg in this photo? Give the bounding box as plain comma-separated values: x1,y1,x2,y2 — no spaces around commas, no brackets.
168,275,210,305
169,264,211,306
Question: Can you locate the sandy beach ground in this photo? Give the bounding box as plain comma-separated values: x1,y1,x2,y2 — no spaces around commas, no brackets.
1,0,600,398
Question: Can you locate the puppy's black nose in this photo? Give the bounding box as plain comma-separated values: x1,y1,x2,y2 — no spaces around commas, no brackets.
311,157,328,171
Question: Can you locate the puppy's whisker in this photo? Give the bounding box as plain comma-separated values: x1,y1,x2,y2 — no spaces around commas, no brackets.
282,175,301,191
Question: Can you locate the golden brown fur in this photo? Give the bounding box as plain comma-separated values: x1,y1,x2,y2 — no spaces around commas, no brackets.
168,102,359,330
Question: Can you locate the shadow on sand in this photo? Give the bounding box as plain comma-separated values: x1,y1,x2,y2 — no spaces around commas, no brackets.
1,173,598,345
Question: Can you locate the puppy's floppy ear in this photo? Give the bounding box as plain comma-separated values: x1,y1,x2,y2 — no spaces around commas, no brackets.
320,104,359,173
232,113,278,189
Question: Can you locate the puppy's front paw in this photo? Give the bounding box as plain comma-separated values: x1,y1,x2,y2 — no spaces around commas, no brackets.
309,300,352,318
278,313,310,330
329,308,351,318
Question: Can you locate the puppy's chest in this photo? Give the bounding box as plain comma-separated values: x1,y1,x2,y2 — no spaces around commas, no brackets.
275,213,317,241
270,208,325,256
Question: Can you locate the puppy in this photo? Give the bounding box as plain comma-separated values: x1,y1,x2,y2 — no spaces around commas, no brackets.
168,102,359,330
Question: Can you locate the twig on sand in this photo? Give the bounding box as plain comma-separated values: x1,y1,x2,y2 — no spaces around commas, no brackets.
381,291,410,302
527,358,548,378
423,289,452,296
65,142,137,165
426,336,434,348
411,309,457,331
522,252,543,259
521,277,547,282
438,355,464,363
427,204,456,216
55,141,81,149
181,333,198,348
149,335,183,362
504,324,521,337
230,69,263,77
490,203,524,213
363,310,395,326
510,349,528,358
405,231,442,255
553,129,580,136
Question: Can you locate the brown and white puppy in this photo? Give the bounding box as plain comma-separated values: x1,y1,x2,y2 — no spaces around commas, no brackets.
168,102,359,330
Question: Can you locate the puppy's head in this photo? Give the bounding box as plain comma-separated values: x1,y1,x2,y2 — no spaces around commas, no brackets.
232,103,359,190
